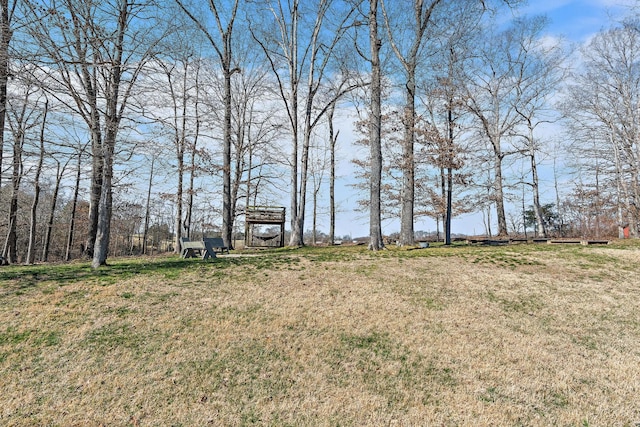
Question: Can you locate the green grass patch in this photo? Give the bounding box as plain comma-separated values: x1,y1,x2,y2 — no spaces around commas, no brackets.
332,331,455,409
486,290,544,314
83,322,142,351
0,327,32,345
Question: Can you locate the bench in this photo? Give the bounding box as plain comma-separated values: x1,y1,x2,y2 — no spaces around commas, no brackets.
466,238,509,246
548,239,582,244
548,239,610,245
180,238,216,259
509,238,529,244
582,240,610,245
204,237,229,255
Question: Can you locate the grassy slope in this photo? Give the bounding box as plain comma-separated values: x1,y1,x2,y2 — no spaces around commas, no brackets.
1,243,639,426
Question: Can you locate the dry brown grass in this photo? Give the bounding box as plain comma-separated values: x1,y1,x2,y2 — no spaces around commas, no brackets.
1,243,639,426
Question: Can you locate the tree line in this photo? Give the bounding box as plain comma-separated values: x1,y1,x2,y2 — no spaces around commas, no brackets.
0,0,638,266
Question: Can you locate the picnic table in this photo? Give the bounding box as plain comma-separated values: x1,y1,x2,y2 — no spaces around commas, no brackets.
180,237,230,259
180,238,214,259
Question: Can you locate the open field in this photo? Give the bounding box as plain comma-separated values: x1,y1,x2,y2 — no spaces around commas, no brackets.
1,242,639,426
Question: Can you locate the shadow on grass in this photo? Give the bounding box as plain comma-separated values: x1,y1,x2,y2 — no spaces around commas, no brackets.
0,252,309,293
0,257,217,291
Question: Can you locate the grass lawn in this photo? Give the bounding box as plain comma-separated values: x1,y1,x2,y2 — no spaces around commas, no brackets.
1,242,639,426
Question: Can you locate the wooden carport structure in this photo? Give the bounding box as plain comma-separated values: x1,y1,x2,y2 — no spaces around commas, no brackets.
244,206,286,248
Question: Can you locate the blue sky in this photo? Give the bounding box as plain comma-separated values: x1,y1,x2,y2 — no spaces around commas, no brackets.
531,0,635,42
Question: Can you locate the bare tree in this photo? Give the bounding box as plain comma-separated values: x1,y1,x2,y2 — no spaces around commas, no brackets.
174,0,240,250
564,22,640,238
2,72,41,263
509,18,565,238
26,98,47,264
308,136,330,245
25,0,161,268
463,17,545,237
418,7,479,244
379,0,445,246
250,0,357,246
41,154,70,262
378,0,518,244
229,59,284,230
64,136,89,261
139,153,155,254
142,44,204,252
248,0,301,244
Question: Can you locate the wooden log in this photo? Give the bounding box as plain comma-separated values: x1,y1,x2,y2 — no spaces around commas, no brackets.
582,240,610,245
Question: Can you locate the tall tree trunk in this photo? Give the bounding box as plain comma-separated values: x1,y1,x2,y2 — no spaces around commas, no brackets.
616,171,624,239
223,67,234,249
92,127,116,268
92,43,122,267
84,114,103,258
184,75,200,241
27,168,41,264
3,127,22,263
245,126,253,217
328,102,337,245
0,0,11,189
611,130,634,239
92,0,132,268
171,62,186,251
292,100,313,246
369,0,384,251
65,149,83,261
27,101,47,264
630,166,640,238
494,153,508,237
185,144,195,239
399,72,415,245
523,122,545,238
174,149,184,245
288,2,300,246
530,150,545,237
0,0,13,188
42,163,63,262
142,156,154,255
74,12,103,260
487,131,508,236
231,88,246,244
312,179,319,245
484,168,492,237
552,146,566,237
445,106,454,245
594,161,601,239
440,164,445,242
